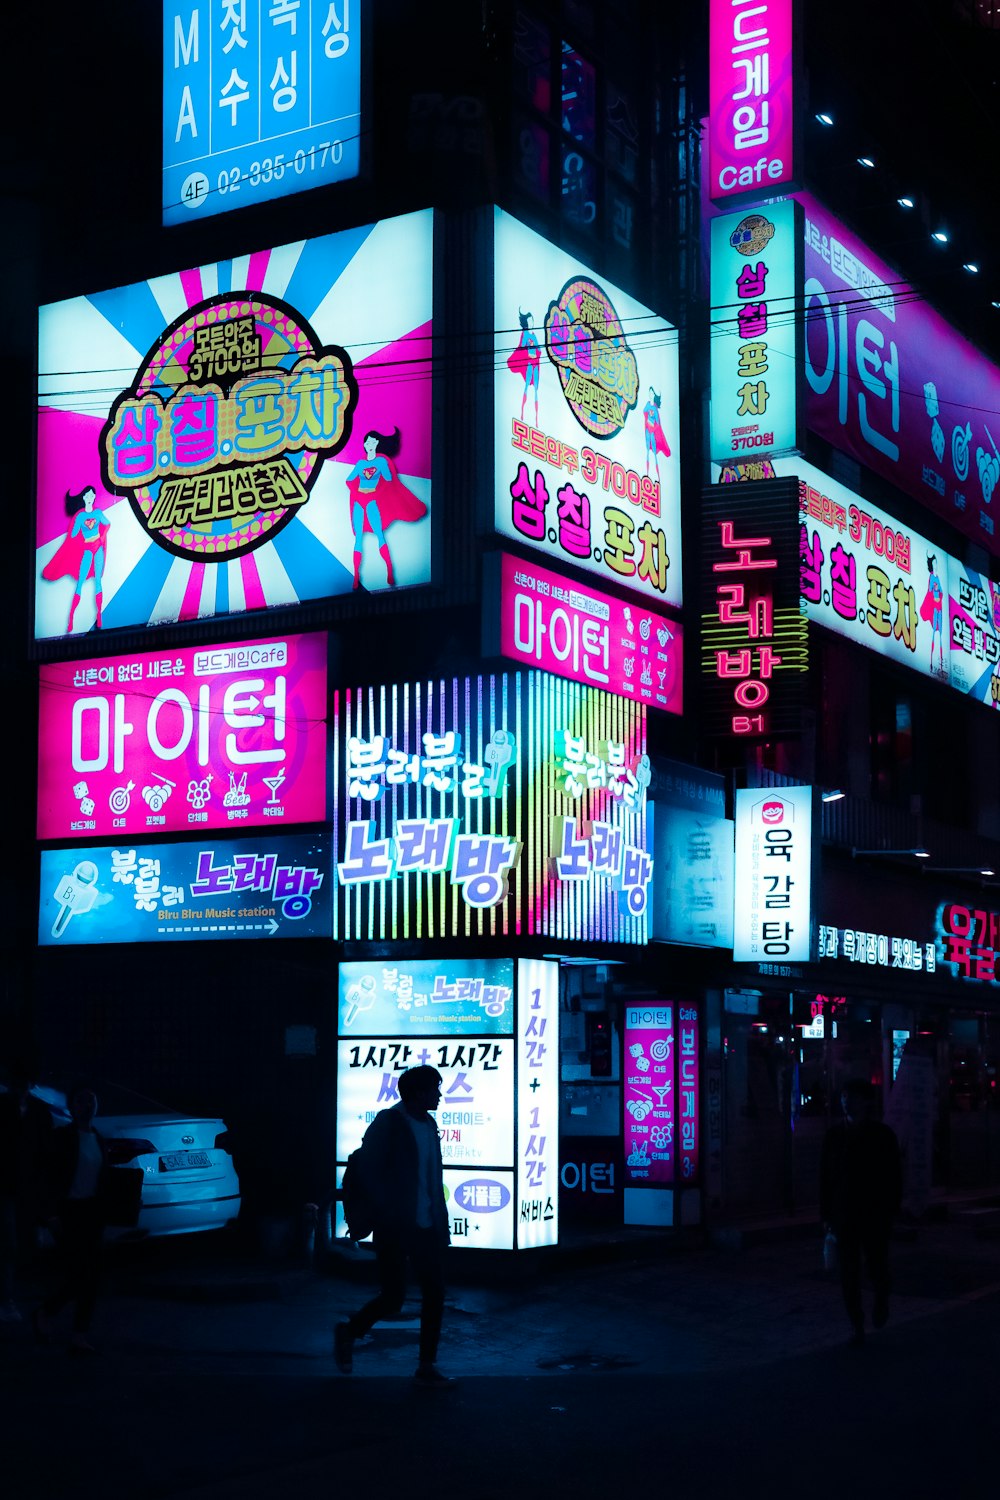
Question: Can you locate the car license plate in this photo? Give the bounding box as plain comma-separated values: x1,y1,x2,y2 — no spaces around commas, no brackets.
160,1151,211,1171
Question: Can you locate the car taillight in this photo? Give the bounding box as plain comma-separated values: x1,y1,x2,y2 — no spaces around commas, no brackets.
107,1137,156,1165
214,1131,232,1152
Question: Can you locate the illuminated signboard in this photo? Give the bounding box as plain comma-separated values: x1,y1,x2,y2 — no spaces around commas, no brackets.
624,1003,675,1187
38,633,327,841
733,786,814,963
819,924,935,974
338,959,514,1035
708,0,796,202
937,903,1000,984
163,0,361,226
798,190,1000,557
710,199,801,462
651,804,735,949
35,212,432,639
494,211,682,610
517,959,559,1248
332,672,652,943
677,1007,700,1182
488,552,682,714
701,479,808,739
38,832,330,946
334,957,558,1250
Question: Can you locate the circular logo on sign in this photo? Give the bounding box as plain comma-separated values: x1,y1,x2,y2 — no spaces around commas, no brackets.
729,214,775,257
99,294,358,563
544,277,639,439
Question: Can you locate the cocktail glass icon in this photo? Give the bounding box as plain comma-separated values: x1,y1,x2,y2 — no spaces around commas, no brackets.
263,769,286,805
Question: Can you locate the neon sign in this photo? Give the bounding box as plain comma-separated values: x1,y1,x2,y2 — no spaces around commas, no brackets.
708,0,796,201
734,787,813,963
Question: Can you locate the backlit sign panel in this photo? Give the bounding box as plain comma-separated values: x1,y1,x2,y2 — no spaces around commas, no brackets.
701,479,808,739
163,0,362,225
651,804,735,948
624,1004,675,1186
36,212,432,638
734,786,813,962
494,211,682,610
516,958,559,1248
337,959,514,1035
709,0,796,202
38,832,330,945
332,672,652,943
38,633,327,840
799,190,1000,557
490,552,682,714
710,199,801,461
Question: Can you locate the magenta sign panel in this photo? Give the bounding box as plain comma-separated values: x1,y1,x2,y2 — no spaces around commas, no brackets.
38,633,327,841
677,1007,700,1181
497,552,682,714
708,0,795,202
799,191,1000,558
624,1003,674,1186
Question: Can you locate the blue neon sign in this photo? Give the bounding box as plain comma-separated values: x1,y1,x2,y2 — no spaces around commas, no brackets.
163,1,362,226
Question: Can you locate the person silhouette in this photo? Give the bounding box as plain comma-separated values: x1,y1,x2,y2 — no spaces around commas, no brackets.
334,1065,454,1386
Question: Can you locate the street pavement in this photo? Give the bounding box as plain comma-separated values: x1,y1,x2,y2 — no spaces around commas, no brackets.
3,1214,1000,1498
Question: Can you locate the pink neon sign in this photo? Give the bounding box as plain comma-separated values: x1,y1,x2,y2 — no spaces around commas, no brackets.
677,1007,700,1181
709,0,795,202
624,1005,675,1186
498,553,682,714
38,633,327,841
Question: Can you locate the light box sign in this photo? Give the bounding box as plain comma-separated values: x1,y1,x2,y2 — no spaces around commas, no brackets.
332,672,652,943
799,190,1000,557
937,903,1000,985
489,552,682,714
37,633,327,841
38,832,330,946
517,958,559,1249
734,786,813,962
710,199,801,462
624,1004,675,1186
337,959,514,1035
651,804,735,949
494,211,682,611
701,479,809,739
163,0,361,226
36,212,432,639
708,0,796,203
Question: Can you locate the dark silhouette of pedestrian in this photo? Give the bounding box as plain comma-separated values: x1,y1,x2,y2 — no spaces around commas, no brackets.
0,1067,54,1321
820,1079,902,1347
34,1089,109,1354
334,1065,454,1386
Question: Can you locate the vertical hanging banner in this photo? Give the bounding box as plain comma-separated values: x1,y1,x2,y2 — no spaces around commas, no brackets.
701,479,808,740
516,958,559,1248
36,212,432,639
494,211,682,611
163,0,362,225
624,1002,675,1187
710,199,802,462
708,0,797,203
733,785,814,962
677,1007,700,1182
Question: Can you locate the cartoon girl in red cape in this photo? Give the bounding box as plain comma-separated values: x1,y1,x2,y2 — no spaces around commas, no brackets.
42,485,111,632
919,552,945,673
643,386,671,481
345,428,427,589
507,309,540,426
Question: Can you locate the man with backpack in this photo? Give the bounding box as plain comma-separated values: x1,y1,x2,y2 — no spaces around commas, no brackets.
334,1065,454,1387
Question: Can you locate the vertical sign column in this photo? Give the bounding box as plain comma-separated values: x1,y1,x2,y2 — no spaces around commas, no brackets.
516,958,559,1248
677,1007,700,1183
708,0,797,202
733,785,814,962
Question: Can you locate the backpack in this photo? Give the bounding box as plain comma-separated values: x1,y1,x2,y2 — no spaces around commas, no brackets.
341,1148,374,1241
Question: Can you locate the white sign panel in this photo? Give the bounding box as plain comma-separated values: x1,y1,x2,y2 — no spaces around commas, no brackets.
516,959,559,1248
733,786,813,962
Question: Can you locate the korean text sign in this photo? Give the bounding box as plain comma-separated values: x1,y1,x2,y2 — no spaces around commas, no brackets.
517,959,558,1248
333,672,653,944
494,211,682,610
799,190,1000,558
710,200,801,461
338,959,515,1035
733,786,813,962
708,0,796,202
36,212,432,639
651,803,735,949
163,0,361,225
38,832,330,945
624,1004,675,1186
38,634,327,841
494,552,682,714
701,479,808,739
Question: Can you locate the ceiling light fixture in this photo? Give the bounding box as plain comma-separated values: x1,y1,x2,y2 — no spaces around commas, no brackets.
821,790,846,803
897,195,915,209
857,156,875,168
815,112,834,126
932,230,949,244
963,262,980,274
